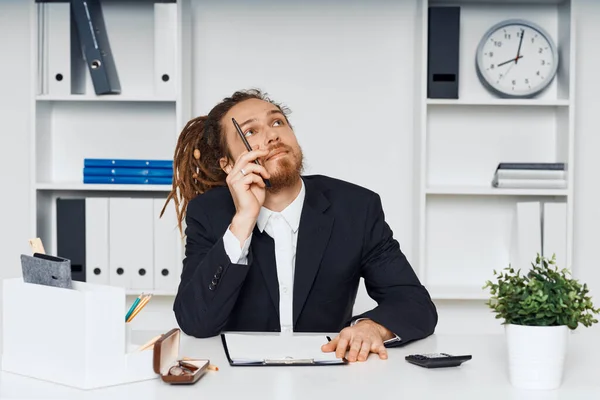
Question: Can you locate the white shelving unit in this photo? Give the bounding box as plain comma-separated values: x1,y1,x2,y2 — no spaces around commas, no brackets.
426,186,569,196
28,0,576,303
413,0,575,300
29,0,193,297
426,98,570,106
35,95,176,102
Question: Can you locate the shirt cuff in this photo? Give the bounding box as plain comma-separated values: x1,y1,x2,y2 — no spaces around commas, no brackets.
351,318,401,344
223,225,252,265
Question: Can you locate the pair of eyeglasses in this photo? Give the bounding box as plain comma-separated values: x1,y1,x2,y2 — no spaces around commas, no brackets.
169,361,199,376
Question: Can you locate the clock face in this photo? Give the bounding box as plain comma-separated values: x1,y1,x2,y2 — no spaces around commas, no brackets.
476,20,558,98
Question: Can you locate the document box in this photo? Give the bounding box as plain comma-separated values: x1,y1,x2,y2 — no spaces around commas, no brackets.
1,278,157,389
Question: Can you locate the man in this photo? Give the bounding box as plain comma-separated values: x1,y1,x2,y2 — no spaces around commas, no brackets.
165,89,437,363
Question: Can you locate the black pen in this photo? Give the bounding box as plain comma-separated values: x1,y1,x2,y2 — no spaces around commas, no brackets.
232,117,271,188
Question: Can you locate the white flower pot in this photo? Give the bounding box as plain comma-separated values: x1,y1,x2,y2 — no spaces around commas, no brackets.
505,324,570,390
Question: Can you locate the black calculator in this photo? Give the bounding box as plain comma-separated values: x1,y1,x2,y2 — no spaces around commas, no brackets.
405,353,472,368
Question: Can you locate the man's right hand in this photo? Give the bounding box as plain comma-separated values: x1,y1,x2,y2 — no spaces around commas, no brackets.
226,148,270,245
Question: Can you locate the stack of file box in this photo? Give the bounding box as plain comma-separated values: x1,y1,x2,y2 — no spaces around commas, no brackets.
83,158,173,185
491,162,567,189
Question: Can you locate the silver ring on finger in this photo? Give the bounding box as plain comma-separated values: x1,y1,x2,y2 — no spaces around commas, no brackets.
241,168,247,176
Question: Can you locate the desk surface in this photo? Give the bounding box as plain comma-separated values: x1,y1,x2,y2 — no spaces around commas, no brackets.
1,329,599,399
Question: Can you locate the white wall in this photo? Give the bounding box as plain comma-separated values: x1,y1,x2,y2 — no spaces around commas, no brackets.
191,0,418,261
572,0,600,305
1,0,600,338
0,0,33,351
0,1,32,265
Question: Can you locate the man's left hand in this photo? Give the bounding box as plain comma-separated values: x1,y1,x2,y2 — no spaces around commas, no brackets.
321,319,394,362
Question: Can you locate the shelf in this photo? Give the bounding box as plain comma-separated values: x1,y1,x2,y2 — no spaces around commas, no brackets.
426,186,568,196
36,182,172,192
36,94,176,103
426,99,569,107
427,284,489,301
126,289,176,296
430,0,566,4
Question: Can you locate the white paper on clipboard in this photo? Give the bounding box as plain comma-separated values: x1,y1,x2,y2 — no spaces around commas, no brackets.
221,332,346,365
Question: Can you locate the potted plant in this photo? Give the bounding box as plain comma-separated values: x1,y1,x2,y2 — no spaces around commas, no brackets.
483,253,599,390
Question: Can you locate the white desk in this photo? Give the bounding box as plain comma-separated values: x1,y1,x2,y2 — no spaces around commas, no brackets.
1,329,599,399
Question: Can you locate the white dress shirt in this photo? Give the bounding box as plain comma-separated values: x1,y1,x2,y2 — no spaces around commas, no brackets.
223,180,305,333
222,179,400,343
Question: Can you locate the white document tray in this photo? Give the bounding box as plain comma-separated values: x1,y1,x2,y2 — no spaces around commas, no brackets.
2,278,157,389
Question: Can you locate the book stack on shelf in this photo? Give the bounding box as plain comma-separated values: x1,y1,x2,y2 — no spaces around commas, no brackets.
83,158,173,185
491,163,567,189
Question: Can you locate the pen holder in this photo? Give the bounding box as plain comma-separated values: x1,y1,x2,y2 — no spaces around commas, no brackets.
1,278,157,389
126,322,135,352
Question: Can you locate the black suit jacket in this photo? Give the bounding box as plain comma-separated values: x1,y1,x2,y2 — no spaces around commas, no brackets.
173,175,437,346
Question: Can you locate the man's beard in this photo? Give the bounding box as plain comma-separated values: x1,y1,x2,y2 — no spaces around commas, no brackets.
265,144,304,193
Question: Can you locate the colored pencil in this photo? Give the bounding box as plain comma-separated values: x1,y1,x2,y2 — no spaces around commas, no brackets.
182,357,218,371
125,293,143,321
137,334,162,351
126,294,152,323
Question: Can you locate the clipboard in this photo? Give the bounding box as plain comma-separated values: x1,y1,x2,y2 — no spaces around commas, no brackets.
220,332,348,366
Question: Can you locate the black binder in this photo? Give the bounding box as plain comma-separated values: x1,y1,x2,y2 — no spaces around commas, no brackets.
56,198,86,282
71,0,121,94
427,6,461,99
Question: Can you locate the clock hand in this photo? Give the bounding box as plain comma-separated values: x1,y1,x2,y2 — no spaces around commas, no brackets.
500,61,516,80
497,55,523,67
515,28,524,64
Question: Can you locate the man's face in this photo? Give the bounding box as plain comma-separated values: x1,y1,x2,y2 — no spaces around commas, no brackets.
221,99,303,190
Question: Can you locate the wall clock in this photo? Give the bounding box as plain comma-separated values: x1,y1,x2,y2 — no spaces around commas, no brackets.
475,19,559,98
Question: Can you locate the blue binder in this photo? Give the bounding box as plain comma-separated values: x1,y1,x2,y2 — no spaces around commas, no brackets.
84,158,173,169
83,167,173,177
83,176,172,185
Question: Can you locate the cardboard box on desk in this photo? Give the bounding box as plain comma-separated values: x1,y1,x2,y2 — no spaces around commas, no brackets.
1,278,157,389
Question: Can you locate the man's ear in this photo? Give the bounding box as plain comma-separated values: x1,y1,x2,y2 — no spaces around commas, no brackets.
219,157,232,174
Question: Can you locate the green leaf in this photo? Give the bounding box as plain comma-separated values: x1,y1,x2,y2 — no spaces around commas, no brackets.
482,254,600,330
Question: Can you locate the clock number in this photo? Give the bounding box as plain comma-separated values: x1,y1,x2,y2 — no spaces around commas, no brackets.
525,78,529,84
494,41,502,47
512,80,516,85
516,31,521,38
489,52,494,57
490,64,495,69
541,60,546,65
504,33,511,39
537,71,540,76
539,48,543,54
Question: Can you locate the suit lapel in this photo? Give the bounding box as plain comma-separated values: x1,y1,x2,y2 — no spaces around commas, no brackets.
251,228,280,316
293,179,334,326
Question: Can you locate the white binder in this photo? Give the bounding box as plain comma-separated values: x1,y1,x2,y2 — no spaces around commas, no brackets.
2,278,156,389
85,197,110,285
510,202,542,270
109,198,154,290
45,3,72,96
542,202,568,268
153,3,177,98
153,198,181,292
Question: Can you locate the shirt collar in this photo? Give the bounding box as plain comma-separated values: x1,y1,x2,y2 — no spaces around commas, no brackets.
257,178,306,234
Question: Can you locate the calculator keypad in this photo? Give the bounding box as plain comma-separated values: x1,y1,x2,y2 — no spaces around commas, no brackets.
419,353,451,358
